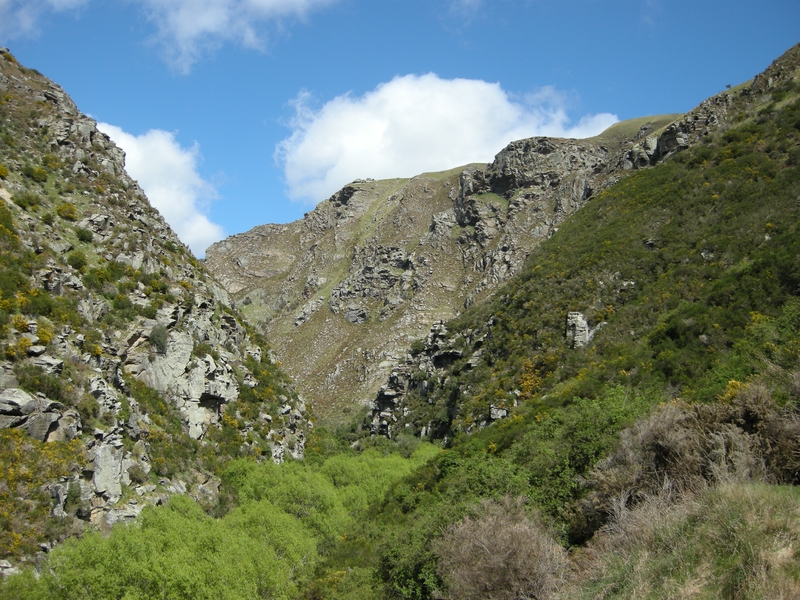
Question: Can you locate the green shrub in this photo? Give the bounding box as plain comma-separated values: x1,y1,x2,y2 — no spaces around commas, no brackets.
193,341,219,360
42,155,60,170
0,430,85,559
75,228,92,243
11,192,40,211
83,261,130,291
56,202,78,221
410,339,426,356
138,303,157,319
0,164,8,179
76,395,99,425
66,251,86,271
126,464,149,485
15,364,74,404
112,294,132,311
41,213,54,226
149,324,168,355
7,495,320,600
22,166,47,183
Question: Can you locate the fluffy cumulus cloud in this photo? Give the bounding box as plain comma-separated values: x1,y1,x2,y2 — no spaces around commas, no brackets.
134,0,339,73
0,0,88,39
276,74,618,203
97,123,224,257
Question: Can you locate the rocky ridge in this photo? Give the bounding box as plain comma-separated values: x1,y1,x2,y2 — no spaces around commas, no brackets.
0,48,309,559
206,113,687,419
367,43,800,440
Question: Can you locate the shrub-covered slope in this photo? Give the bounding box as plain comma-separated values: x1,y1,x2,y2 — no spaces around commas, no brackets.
370,43,800,442
303,43,800,599
1,41,799,600
0,48,309,563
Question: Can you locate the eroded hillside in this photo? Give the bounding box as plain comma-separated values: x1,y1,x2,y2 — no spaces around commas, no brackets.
0,48,308,563
206,112,689,420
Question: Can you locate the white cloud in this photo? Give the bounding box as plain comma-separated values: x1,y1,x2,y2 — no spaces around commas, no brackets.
0,0,337,72
133,0,340,73
97,123,225,257
276,74,618,203
0,0,88,40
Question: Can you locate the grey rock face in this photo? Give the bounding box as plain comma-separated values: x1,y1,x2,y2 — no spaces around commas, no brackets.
0,388,80,442
295,298,324,327
0,388,38,415
91,441,123,502
566,312,591,348
29,355,64,374
0,50,312,560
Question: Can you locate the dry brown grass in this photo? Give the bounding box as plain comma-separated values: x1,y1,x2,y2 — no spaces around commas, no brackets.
434,495,567,600
561,483,800,600
581,381,800,527
558,378,800,599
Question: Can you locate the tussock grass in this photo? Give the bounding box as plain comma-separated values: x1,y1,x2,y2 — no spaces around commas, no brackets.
566,483,800,599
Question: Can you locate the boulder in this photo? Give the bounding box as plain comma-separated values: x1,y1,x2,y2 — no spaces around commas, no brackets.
22,412,61,442
0,388,38,416
30,355,64,374
47,410,82,442
91,442,123,502
344,304,369,324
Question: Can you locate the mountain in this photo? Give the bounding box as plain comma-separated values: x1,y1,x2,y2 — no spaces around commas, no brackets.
0,47,309,562
365,42,800,442
307,43,800,599
0,41,799,600
204,112,696,419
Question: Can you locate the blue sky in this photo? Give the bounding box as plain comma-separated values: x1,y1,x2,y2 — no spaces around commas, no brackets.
1,0,798,255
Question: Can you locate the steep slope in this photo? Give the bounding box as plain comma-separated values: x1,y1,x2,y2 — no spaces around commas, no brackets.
0,42,797,600
0,48,308,562
299,43,800,599
205,113,688,420
368,42,800,441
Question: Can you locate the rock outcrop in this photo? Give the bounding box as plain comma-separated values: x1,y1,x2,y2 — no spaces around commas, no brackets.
0,48,310,561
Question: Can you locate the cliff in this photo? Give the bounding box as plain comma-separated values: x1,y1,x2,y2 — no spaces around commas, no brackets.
0,48,309,562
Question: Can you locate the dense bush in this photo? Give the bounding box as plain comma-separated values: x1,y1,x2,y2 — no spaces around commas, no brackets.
75,227,93,242
11,191,40,211
0,430,85,559
65,250,86,271
55,202,78,221
15,364,75,405
149,323,168,354
434,496,566,600
22,165,46,182
0,446,439,599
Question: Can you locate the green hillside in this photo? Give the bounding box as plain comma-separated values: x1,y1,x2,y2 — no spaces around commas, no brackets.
300,55,800,599
2,44,800,600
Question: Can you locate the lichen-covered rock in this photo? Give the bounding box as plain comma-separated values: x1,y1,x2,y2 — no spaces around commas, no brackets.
566,312,591,348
